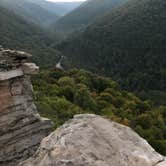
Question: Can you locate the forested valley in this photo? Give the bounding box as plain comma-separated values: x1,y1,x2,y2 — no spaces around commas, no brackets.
0,0,166,156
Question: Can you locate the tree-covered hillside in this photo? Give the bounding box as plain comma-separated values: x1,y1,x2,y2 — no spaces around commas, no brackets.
33,69,166,155
57,0,166,97
0,0,60,28
54,0,128,33
0,6,61,67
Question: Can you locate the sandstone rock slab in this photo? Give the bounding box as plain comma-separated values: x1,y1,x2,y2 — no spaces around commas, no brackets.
0,69,23,81
20,114,166,166
0,47,53,166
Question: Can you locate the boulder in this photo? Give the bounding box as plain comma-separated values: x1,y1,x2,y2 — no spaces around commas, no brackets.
20,114,166,166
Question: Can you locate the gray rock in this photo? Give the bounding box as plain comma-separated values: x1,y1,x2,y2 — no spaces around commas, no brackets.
0,48,32,71
0,69,23,81
157,159,166,166
20,114,166,166
22,63,39,75
0,47,53,166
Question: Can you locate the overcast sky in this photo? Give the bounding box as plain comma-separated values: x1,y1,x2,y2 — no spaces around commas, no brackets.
47,0,86,2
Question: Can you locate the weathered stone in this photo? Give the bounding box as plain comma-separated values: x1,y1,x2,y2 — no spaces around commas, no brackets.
0,69,23,81
22,63,39,75
20,114,166,166
10,79,23,96
0,46,53,166
0,47,32,72
157,159,166,166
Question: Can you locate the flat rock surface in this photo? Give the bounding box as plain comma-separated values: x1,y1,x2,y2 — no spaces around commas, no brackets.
20,114,166,166
0,69,23,80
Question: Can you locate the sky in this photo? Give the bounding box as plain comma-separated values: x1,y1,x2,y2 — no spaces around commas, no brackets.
47,0,86,2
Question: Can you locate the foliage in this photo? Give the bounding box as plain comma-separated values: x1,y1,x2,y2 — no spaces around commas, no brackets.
57,0,166,100
54,0,128,34
0,0,60,28
0,6,61,68
33,69,166,155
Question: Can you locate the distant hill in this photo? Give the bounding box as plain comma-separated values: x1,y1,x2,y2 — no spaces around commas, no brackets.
53,0,128,33
0,6,61,67
0,0,60,28
27,0,83,16
57,0,166,94
54,2,83,16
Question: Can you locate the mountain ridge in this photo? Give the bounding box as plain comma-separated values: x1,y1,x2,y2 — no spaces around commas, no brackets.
57,0,166,93
0,0,60,28
53,0,129,33
27,0,83,16
0,6,61,67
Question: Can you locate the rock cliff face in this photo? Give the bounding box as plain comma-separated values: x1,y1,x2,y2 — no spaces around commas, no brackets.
0,47,52,166
20,114,166,166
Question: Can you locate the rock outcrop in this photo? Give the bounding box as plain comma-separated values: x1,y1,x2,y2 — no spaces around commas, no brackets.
20,114,166,166
0,47,52,166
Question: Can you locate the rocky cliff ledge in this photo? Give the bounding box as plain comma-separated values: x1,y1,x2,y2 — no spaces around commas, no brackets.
20,114,166,166
0,47,52,166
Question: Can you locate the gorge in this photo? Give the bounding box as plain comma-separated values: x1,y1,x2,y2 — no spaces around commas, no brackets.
0,47,166,166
